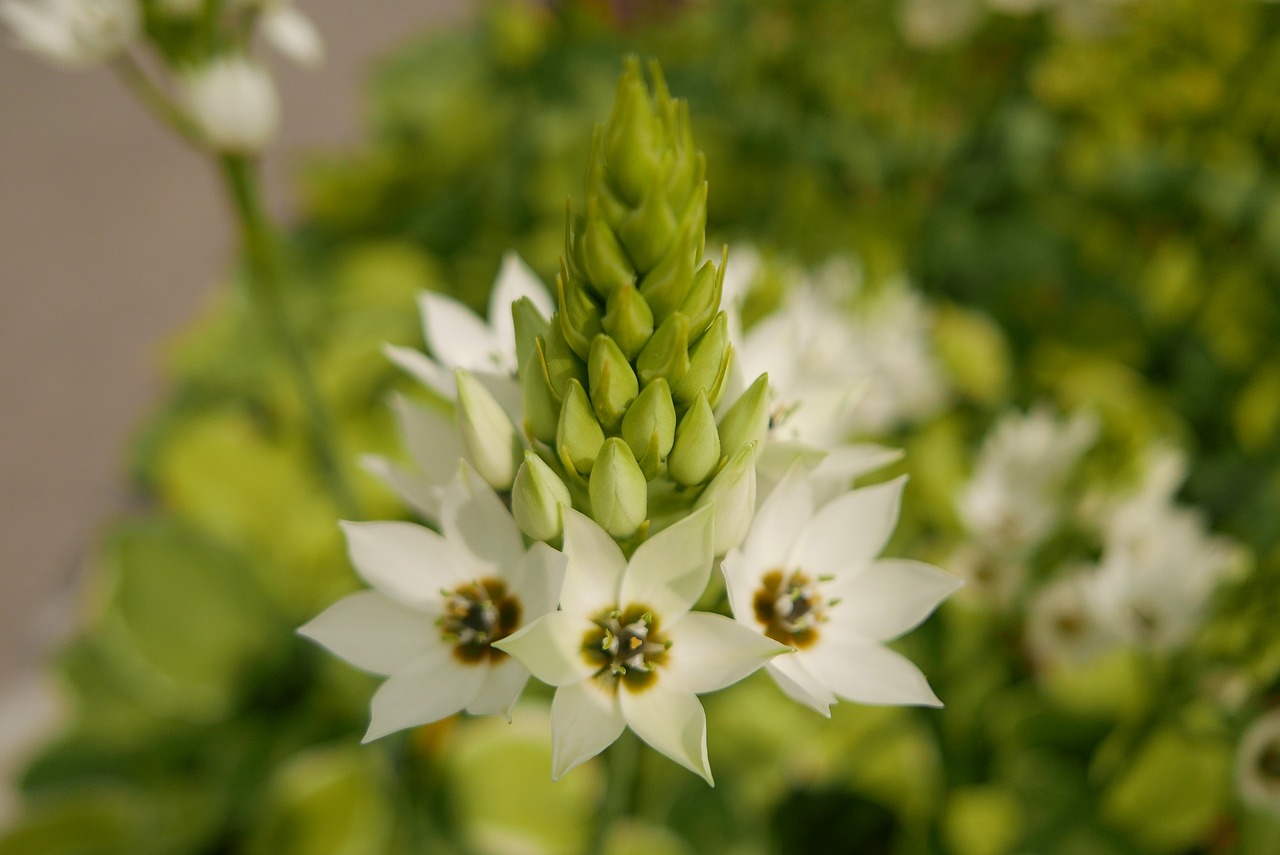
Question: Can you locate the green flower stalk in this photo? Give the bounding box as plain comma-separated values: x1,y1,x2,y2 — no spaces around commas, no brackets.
514,58,747,548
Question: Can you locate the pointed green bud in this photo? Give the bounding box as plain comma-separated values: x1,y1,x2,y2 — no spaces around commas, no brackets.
667,390,721,487
512,297,550,378
557,379,604,476
587,334,639,431
621,378,676,477
672,311,732,409
717,372,770,459
556,260,604,360
579,195,635,298
636,311,690,387
693,440,758,556
544,317,586,400
680,252,724,338
602,283,655,361
455,369,522,491
512,451,571,542
638,216,698,324
604,57,660,205
619,179,678,274
589,437,648,540
586,127,630,228
522,339,560,444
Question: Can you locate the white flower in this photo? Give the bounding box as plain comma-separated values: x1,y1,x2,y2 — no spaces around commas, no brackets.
384,252,555,412
1024,567,1116,668
359,393,462,524
1,0,138,66
259,3,323,67
185,56,280,153
722,467,961,716
1237,708,1280,815
299,463,566,740
496,506,787,784
960,407,1097,555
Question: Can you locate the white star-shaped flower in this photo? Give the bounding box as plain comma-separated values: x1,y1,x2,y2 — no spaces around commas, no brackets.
721,467,961,716
384,251,554,415
496,506,787,784
299,462,566,740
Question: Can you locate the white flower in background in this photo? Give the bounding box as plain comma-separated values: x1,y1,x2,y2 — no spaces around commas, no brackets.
258,2,324,67
1024,567,1115,668
1,0,138,66
960,406,1097,555
385,252,555,413
299,463,566,740
185,56,280,153
359,393,462,524
496,507,787,784
1237,708,1280,815
722,467,961,716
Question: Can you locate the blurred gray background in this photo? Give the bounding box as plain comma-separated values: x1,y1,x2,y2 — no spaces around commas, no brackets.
0,0,466,688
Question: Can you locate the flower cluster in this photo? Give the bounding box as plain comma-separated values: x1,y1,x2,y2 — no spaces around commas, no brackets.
302,60,960,783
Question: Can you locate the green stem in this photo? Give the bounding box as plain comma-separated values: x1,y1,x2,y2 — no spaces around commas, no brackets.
111,52,204,147
587,732,641,855
220,154,360,517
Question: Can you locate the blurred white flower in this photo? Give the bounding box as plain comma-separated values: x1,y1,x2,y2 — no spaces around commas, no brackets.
1237,708,1280,814
1024,567,1115,668
960,406,1097,555
496,507,786,783
185,56,280,153
1,0,138,66
385,251,553,418
300,463,566,740
722,467,960,716
259,2,323,67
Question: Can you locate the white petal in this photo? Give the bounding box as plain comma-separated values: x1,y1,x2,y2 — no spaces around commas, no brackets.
743,464,814,570
259,5,324,67
384,343,457,400
340,521,471,607
439,461,525,579
488,251,555,349
298,591,438,676
803,641,942,708
364,648,487,741
474,371,525,429
420,291,501,372
826,559,961,644
561,510,628,617
508,542,569,619
766,657,836,717
662,612,788,695
621,505,715,620
390,393,462,489
358,454,442,522
807,444,904,506
619,683,712,785
790,476,906,577
775,386,860,448
719,549,758,630
494,612,595,686
551,680,625,780
465,656,529,720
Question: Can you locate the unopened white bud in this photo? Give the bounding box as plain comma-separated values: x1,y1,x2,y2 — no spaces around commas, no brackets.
259,4,324,67
455,369,522,491
186,56,280,153
693,441,757,555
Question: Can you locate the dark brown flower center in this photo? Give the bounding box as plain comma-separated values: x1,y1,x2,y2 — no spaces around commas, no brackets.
581,604,670,692
753,569,834,649
438,578,521,664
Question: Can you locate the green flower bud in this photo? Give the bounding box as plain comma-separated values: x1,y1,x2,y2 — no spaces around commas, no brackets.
587,334,639,432
619,179,678,274
589,437,648,540
556,259,604,360
543,318,586,400
455,369,522,491
693,440,757,556
668,390,721,487
512,451,571,542
621,378,676,478
579,195,635,299
638,216,699,324
522,339,560,444
557,378,604,476
636,312,690,388
512,297,549,379
717,372,770,459
602,282,655,361
603,58,660,205
672,311,733,409
680,253,724,339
